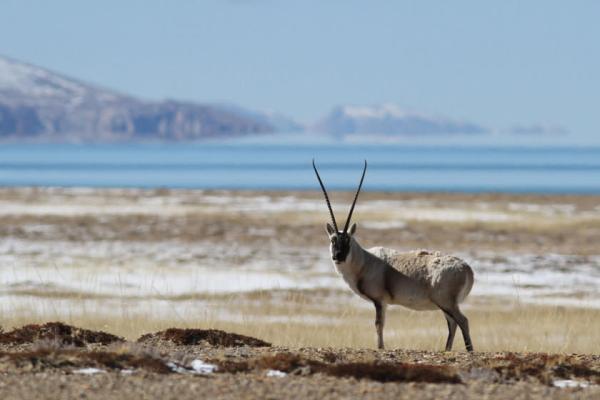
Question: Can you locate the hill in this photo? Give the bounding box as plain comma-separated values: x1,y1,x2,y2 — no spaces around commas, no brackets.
315,104,487,136
0,55,276,142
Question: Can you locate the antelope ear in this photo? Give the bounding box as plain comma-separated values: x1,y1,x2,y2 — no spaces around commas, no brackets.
326,223,336,235
349,223,357,236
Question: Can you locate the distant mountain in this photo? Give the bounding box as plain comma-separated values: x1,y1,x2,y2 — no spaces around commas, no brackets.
315,104,487,136
509,124,568,136
214,104,304,133
0,55,278,141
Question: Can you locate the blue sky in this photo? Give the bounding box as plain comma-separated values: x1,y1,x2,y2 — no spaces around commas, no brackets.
1,0,599,140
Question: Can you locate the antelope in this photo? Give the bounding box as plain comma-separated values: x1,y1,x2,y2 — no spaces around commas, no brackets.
312,159,474,352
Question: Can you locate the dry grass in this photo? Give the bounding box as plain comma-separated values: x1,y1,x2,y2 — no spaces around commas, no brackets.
2,291,599,354
197,305,600,354
4,187,600,254
2,188,600,358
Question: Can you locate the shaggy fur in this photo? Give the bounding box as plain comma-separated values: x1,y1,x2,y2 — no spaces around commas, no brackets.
327,224,475,351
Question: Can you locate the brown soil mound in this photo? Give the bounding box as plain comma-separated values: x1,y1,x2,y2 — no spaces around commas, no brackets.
137,328,271,347
0,348,172,374
478,352,600,385
211,352,462,384
0,322,124,347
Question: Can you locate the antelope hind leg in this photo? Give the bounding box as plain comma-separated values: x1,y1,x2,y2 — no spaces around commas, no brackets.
443,312,458,351
449,308,473,352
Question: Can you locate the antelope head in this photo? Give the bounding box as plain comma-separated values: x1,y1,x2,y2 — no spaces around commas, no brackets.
312,159,367,263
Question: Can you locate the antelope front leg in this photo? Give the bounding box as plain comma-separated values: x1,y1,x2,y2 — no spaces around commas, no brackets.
373,301,387,349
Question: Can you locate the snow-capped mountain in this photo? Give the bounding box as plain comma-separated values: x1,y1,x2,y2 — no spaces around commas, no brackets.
315,104,487,136
0,55,276,141
213,103,304,133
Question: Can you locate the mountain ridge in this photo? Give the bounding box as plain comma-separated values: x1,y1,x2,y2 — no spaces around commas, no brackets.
314,104,487,136
1,55,502,142
0,55,277,142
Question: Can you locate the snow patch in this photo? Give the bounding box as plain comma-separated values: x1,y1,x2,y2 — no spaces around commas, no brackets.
362,221,407,230
73,368,106,375
553,379,591,388
0,55,87,99
341,104,415,119
266,369,287,377
168,360,217,375
191,359,217,374
167,362,188,374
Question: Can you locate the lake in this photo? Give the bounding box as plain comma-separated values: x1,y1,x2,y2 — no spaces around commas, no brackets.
1,143,600,193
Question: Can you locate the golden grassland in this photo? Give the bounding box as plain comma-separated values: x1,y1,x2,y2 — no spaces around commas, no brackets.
3,188,600,255
2,188,600,356
2,289,599,355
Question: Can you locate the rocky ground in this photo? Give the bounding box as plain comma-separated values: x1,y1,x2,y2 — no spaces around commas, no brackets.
0,323,599,399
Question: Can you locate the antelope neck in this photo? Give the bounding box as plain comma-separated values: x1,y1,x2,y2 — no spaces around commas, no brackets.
336,238,368,278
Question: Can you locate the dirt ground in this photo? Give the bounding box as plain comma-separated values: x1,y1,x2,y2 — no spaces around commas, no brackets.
0,323,598,399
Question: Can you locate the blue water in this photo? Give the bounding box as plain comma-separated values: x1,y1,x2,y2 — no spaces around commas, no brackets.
1,144,600,193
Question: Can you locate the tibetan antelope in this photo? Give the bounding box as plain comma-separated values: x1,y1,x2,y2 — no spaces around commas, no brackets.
312,159,474,351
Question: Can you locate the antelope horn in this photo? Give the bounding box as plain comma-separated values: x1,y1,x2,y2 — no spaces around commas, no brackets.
312,159,339,232
343,160,367,233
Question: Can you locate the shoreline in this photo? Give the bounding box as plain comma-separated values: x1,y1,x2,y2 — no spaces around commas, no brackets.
5,186,600,197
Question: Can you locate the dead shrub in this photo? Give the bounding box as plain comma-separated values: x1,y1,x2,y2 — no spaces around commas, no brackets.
137,328,271,347
0,349,172,374
479,352,600,385
210,352,461,384
0,322,124,347
324,362,461,384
